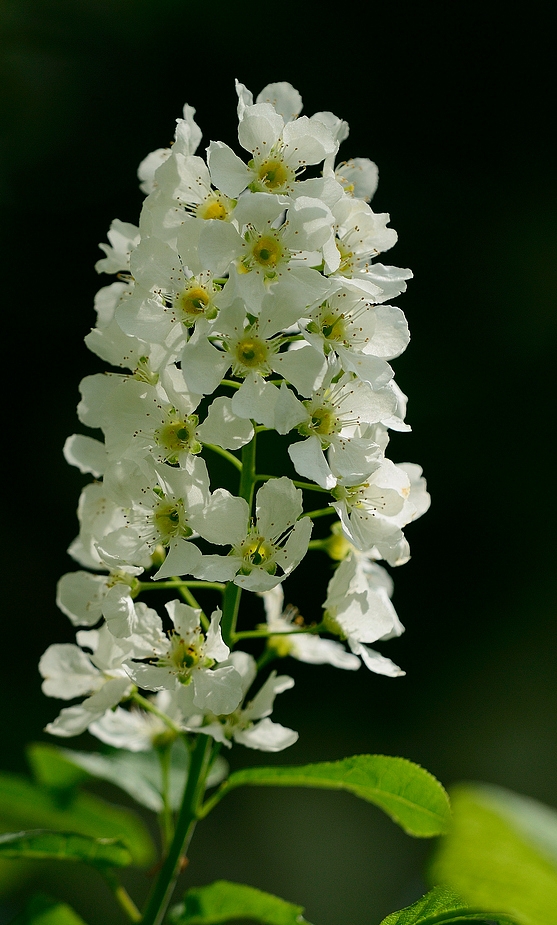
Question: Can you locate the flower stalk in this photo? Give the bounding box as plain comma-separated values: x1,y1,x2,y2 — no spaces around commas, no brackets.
37,78,432,925
140,734,213,925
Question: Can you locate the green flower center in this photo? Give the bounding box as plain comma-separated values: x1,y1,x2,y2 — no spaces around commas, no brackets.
229,329,275,378
256,157,291,191
299,403,340,440
154,414,201,462
250,233,284,269
237,534,276,574
153,499,192,545
175,285,217,325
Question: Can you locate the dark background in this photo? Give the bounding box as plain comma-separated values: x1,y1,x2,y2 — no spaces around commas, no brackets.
1,0,556,922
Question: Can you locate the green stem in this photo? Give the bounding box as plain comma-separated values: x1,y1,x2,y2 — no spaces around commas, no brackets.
254,475,329,493
102,869,142,922
219,378,241,390
202,443,242,471
238,432,257,506
302,507,335,520
220,434,257,647
138,580,225,593
129,692,182,736
221,583,242,649
256,646,279,673
140,735,212,925
233,624,324,641
307,538,331,551
157,744,174,853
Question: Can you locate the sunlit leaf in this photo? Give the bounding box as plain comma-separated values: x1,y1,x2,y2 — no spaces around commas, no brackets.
379,884,518,923
169,879,311,925
429,783,557,925
0,830,132,867
218,755,451,837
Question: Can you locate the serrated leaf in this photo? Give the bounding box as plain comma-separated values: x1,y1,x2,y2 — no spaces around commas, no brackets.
27,741,228,814
0,830,132,867
169,879,311,925
0,771,155,867
9,892,89,924
379,884,518,924
220,755,451,837
429,783,557,925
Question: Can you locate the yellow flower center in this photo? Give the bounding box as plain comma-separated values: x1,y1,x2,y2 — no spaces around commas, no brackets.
196,194,231,221
154,415,200,462
251,234,283,268
153,499,192,545
256,157,291,191
320,312,346,343
238,534,275,572
230,331,274,378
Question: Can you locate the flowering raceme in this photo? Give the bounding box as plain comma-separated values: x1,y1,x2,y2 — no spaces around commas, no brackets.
42,78,430,756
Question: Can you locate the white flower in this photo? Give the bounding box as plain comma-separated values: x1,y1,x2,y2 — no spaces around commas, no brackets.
357,462,431,567
329,194,398,278
285,368,400,489
40,621,155,737
331,457,411,546
89,691,179,751
67,481,148,572
56,566,142,636
197,191,333,321
330,457,419,558
95,220,140,275
323,552,405,676
115,231,226,350
207,85,338,199
84,282,180,377
333,158,379,202
123,601,244,716
181,650,298,752
193,477,312,591
96,456,211,579
181,299,327,397
259,585,360,670
137,102,202,196
302,283,410,389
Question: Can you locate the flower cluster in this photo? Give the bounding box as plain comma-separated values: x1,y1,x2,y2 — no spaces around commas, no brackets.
42,81,429,754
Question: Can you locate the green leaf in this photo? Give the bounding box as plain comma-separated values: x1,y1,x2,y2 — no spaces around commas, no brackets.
0,771,155,867
27,741,228,813
429,783,557,925
471,784,557,868
169,880,311,925
9,892,89,924
26,744,90,793
0,830,132,867
379,884,518,924
217,755,451,837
